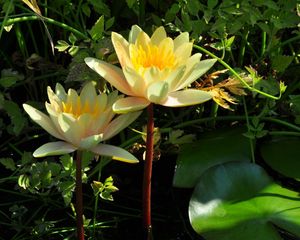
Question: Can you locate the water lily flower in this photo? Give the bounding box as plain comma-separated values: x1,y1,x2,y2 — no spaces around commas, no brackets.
85,25,217,113
23,82,141,163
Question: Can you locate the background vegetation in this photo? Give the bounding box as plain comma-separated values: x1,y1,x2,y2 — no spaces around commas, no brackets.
0,0,299,239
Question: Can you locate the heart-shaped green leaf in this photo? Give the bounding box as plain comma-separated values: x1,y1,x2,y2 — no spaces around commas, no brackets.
260,137,300,180
173,127,252,188
189,162,300,240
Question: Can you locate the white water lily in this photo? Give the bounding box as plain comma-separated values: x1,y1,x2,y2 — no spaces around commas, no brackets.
23,82,141,163
85,25,216,113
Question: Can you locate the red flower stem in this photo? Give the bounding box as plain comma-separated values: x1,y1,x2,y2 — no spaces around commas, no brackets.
76,150,84,240
143,103,154,240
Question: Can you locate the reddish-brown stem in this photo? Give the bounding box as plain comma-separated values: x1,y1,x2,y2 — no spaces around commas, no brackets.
143,103,154,240
76,151,84,240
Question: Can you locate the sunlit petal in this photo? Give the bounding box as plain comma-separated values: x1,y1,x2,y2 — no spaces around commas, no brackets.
80,81,97,104
111,32,131,68
150,26,167,45
33,141,76,157
147,81,169,104
174,42,193,63
112,97,150,114
85,57,133,95
55,83,67,102
58,113,81,145
160,89,212,107
129,25,143,43
123,67,146,96
165,66,186,91
174,32,189,50
136,31,151,51
47,86,62,110
175,59,217,90
103,111,142,140
23,104,63,140
91,144,139,163
79,134,103,149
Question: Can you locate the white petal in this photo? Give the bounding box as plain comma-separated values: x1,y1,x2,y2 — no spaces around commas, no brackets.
92,93,108,114
147,81,169,104
123,67,146,96
143,67,161,86
33,141,76,157
165,65,186,91
136,31,151,51
160,89,212,107
129,25,143,43
80,81,97,104
111,32,131,68
102,111,142,141
150,26,167,45
112,97,150,114
174,42,193,64
85,58,133,96
175,58,217,90
57,113,81,146
174,32,189,50
23,104,63,140
91,144,139,163
47,86,62,109
79,134,103,149
55,83,67,102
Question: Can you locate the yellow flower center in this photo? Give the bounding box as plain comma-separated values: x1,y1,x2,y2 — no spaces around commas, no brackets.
62,96,99,118
130,43,177,71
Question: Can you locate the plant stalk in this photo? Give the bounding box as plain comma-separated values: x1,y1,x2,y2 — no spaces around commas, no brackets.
143,103,154,240
76,151,84,240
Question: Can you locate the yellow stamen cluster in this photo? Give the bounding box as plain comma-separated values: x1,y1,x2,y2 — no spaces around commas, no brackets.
62,97,100,118
130,44,177,71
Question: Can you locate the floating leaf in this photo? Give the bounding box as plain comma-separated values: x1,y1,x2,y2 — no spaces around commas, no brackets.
173,127,252,188
260,137,300,180
189,162,300,240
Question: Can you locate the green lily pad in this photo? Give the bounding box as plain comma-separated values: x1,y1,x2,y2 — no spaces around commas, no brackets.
189,162,300,240
173,127,252,188
260,137,300,180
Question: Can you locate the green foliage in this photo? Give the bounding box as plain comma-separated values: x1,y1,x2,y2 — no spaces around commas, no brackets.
0,0,299,238
91,176,119,201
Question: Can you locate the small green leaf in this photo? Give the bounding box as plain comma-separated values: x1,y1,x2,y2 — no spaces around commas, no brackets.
3,100,27,135
168,129,195,145
68,45,79,56
126,0,136,8
88,15,104,41
82,3,91,17
208,0,218,9
105,17,115,30
0,158,16,171
68,33,77,45
18,174,30,189
60,155,73,171
272,55,294,73
0,69,24,88
55,40,69,52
